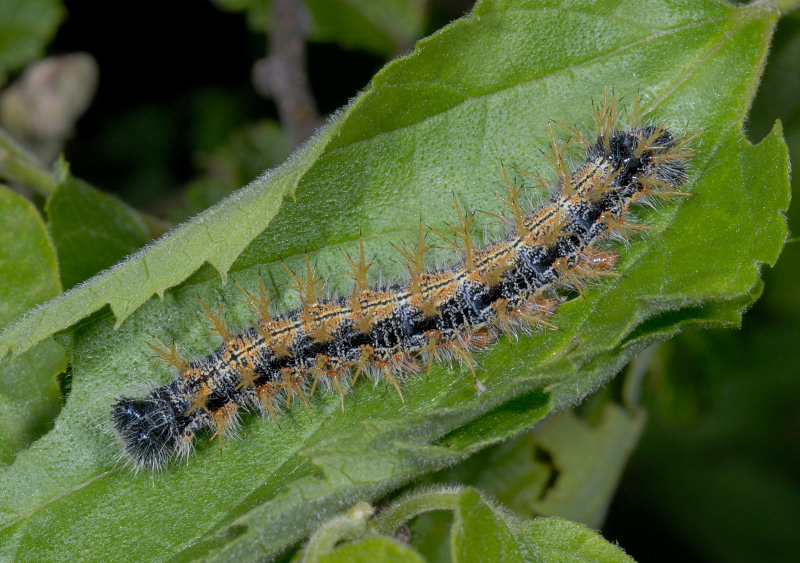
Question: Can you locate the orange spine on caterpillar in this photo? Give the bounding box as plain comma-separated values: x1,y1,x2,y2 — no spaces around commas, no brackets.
111,91,696,469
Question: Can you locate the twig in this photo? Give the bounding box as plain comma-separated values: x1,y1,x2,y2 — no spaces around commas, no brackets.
252,0,319,146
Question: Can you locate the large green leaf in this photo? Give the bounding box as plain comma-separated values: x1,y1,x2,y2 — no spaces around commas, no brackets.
0,0,789,561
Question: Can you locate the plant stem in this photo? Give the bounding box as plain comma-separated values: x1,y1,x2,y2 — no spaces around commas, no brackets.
375,486,464,535
301,501,374,562
0,127,57,196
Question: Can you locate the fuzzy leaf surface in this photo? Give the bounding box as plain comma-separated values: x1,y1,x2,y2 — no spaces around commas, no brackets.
0,0,789,561
511,516,634,562
450,488,632,562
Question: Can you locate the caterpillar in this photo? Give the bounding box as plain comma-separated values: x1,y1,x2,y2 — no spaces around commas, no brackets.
111,92,694,469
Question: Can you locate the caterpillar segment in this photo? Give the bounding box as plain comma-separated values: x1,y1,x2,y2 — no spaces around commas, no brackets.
112,95,692,469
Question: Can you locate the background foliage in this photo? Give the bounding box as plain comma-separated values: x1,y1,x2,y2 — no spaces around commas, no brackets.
0,0,796,561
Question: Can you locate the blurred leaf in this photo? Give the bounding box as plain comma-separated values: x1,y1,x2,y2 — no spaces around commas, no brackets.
426,403,645,529
212,0,272,33
45,160,150,289
621,322,800,563
0,186,64,463
214,0,427,54
305,0,428,55
177,120,291,221
0,0,789,560
452,487,633,562
407,510,453,562
527,404,645,528
621,394,800,563
0,0,64,86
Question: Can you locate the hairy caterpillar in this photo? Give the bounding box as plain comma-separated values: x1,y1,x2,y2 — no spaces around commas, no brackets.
112,93,694,469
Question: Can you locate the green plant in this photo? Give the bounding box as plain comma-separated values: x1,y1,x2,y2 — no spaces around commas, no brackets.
0,0,792,561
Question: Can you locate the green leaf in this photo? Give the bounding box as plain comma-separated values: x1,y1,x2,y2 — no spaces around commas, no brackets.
0,0,789,561
527,404,645,528
775,0,800,14
387,487,631,562
211,0,272,34
45,161,150,289
512,516,633,562
615,10,800,559
319,537,425,563
0,185,64,464
305,0,427,55
0,0,63,85
0,340,66,465
0,122,335,359
452,488,523,562
0,186,60,320
420,402,645,529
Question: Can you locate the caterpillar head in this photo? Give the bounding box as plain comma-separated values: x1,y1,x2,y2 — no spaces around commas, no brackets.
111,391,181,469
